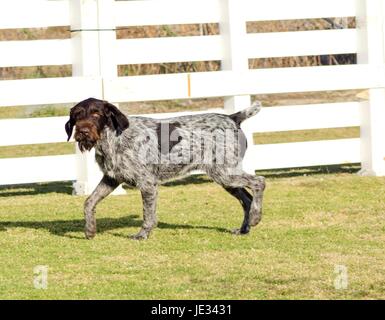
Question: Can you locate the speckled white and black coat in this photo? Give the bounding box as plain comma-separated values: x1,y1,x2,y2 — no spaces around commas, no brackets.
68,99,265,240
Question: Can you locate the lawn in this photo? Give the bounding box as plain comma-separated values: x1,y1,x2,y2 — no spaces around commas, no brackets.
0,91,381,300
0,167,384,300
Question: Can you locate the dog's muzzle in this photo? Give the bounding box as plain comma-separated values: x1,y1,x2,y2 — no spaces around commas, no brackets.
76,137,96,152
75,122,100,152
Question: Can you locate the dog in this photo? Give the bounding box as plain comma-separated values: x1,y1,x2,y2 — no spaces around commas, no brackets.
65,98,265,240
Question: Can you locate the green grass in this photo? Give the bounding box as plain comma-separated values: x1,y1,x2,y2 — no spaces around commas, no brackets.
0,143,74,159
0,105,70,120
0,170,384,300
254,127,360,144
0,105,73,159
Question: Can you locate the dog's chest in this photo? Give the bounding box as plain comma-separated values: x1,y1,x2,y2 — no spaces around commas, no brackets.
94,141,128,181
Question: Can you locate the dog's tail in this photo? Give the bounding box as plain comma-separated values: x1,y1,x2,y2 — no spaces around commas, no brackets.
229,101,262,126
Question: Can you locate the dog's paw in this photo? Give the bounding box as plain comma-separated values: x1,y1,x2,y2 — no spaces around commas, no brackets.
85,231,96,240
249,206,262,227
232,228,249,236
249,213,262,227
85,222,96,240
129,231,149,240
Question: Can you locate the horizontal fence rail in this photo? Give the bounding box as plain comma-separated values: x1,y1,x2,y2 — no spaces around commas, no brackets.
0,117,68,147
248,139,361,170
0,0,69,29
104,65,385,103
0,155,76,185
243,0,356,21
246,29,357,59
0,77,102,107
114,0,221,26
116,29,357,65
116,36,223,65
114,0,356,27
242,102,362,133
0,39,72,68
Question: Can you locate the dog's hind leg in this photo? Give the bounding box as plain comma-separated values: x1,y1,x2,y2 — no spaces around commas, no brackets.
130,183,158,240
207,168,266,234
84,175,120,239
224,187,253,234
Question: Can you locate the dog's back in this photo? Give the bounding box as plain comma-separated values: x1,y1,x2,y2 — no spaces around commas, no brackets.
118,112,248,180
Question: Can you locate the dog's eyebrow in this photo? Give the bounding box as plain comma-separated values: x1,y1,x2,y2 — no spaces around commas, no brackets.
90,107,100,113
71,107,85,116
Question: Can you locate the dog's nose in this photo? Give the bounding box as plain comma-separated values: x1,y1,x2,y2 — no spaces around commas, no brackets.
79,128,90,136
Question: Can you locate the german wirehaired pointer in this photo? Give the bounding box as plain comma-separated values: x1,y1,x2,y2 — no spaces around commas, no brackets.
65,98,265,240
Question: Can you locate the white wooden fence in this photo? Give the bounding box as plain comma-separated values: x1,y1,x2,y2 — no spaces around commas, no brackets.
0,0,385,195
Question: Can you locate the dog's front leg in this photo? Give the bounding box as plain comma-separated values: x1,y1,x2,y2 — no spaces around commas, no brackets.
84,175,119,239
131,184,158,240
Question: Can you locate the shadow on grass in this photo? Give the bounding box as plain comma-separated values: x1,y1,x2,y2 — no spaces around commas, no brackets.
256,164,361,179
0,215,230,239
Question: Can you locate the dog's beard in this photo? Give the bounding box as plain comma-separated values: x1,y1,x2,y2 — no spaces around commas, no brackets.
77,138,96,152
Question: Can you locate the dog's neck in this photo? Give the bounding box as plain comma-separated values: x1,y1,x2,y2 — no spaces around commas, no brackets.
95,127,120,153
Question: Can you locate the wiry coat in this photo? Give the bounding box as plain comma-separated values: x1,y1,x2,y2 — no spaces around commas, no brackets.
65,98,265,240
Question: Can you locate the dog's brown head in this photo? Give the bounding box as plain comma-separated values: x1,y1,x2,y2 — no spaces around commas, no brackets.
65,98,129,152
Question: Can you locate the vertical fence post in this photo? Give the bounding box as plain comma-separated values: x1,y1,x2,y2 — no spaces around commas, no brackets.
97,0,117,79
96,0,126,195
219,0,251,113
219,0,254,174
70,0,125,195
70,0,103,195
357,0,385,176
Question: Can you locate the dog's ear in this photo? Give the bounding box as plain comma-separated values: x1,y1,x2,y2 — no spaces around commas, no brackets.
104,101,129,134
65,114,75,142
